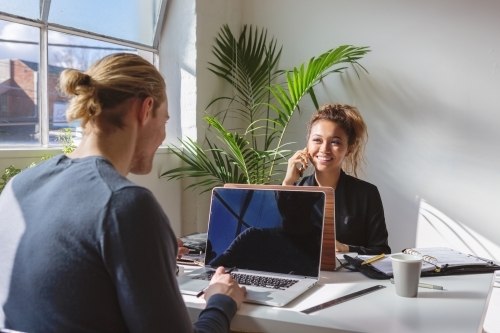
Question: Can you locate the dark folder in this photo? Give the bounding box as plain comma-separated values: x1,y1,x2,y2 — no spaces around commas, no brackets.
344,247,500,280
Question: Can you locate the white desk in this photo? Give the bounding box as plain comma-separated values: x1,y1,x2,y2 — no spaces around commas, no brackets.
182,269,495,333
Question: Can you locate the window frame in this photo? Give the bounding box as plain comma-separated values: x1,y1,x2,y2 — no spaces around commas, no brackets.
0,92,8,117
0,0,166,148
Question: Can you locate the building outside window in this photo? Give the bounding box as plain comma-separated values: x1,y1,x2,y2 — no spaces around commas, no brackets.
0,89,9,117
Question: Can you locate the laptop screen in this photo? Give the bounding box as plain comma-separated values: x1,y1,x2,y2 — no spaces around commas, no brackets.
205,187,325,278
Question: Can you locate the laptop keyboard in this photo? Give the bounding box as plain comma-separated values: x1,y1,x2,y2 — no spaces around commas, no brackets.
192,271,299,290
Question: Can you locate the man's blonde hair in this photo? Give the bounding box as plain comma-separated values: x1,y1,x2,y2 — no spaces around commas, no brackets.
59,53,166,129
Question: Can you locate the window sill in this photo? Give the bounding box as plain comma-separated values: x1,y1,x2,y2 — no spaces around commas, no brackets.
0,146,171,159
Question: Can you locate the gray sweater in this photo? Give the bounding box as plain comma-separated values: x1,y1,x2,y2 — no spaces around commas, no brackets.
0,155,236,333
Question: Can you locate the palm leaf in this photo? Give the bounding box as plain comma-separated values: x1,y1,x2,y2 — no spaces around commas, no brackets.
160,137,241,192
208,24,283,139
162,24,370,194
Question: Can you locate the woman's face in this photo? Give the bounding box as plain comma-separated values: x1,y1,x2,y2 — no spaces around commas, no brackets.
306,120,352,174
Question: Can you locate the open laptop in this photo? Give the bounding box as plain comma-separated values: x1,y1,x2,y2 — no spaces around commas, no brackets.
177,187,326,307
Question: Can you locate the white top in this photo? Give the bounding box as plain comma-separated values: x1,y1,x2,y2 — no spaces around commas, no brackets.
181,268,495,333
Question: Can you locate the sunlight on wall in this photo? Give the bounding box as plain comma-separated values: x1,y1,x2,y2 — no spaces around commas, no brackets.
180,68,197,142
416,199,500,261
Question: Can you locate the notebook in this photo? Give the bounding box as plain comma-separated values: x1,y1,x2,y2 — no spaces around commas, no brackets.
356,247,500,276
177,187,326,307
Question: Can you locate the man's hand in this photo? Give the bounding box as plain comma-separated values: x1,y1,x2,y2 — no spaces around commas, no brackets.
177,238,189,259
203,267,246,309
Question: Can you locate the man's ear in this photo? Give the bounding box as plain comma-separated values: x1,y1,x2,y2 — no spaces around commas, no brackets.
137,97,155,125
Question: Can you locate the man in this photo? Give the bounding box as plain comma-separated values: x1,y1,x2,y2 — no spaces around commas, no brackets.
0,53,245,333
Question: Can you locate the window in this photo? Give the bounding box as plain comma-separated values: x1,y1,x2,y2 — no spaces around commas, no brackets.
0,20,40,145
0,0,165,48
0,0,165,148
0,0,39,20
49,0,163,46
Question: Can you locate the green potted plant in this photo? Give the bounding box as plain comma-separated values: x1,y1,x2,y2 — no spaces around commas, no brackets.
161,24,369,193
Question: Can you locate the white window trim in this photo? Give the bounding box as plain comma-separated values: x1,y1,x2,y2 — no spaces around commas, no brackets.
0,146,171,159
0,0,167,50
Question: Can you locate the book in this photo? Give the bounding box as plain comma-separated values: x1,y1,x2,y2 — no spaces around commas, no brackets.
357,247,499,276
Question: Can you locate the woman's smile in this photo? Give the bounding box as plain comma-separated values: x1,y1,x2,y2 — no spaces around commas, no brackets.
315,155,333,163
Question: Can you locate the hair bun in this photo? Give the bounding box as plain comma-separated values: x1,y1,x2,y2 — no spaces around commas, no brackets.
61,53,166,129
59,69,93,96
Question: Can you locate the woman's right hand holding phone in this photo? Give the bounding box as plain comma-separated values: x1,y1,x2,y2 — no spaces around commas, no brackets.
282,147,309,185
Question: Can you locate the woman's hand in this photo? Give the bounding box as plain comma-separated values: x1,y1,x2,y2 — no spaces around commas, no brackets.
282,147,310,185
335,240,349,253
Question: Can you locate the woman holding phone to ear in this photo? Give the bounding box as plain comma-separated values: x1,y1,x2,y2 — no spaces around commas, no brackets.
282,104,390,255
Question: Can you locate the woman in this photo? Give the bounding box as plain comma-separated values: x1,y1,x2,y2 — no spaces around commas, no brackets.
283,104,390,255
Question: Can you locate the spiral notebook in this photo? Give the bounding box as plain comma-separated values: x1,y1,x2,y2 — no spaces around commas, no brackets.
354,247,500,278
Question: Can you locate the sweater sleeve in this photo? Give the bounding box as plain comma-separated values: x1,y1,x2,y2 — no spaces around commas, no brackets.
101,187,236,333
194,294,237,333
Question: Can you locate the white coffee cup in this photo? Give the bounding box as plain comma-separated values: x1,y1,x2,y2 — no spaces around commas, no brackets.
391,254,422,297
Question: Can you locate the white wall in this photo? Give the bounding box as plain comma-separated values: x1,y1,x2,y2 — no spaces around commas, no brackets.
154,0,243,236
233,0,500,257
177,0,243,236
157,0,198,236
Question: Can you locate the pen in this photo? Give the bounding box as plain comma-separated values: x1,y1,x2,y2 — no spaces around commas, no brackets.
468,254,498,266
361,253,385,265
196,267,236,298
226,266,237,273
390,278,443,290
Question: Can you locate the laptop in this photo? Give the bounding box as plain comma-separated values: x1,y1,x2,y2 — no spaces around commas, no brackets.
223,183,336,271
177,187,326,307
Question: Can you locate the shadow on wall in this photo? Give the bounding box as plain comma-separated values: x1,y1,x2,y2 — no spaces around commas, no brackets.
325,69,500,255
416,199,500,261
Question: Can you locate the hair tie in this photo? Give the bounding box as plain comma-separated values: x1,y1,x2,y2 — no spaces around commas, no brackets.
81,74,91,86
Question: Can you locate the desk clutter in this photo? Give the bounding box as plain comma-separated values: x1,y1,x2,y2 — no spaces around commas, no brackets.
344,247,500,280
178,232,206,266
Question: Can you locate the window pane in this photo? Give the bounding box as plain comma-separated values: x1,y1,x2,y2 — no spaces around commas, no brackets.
0,0,40,20
0,19,40,146
49,0,163,46
48,30,139,145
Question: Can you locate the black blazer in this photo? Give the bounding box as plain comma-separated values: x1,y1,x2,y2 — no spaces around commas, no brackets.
296,170,391,255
